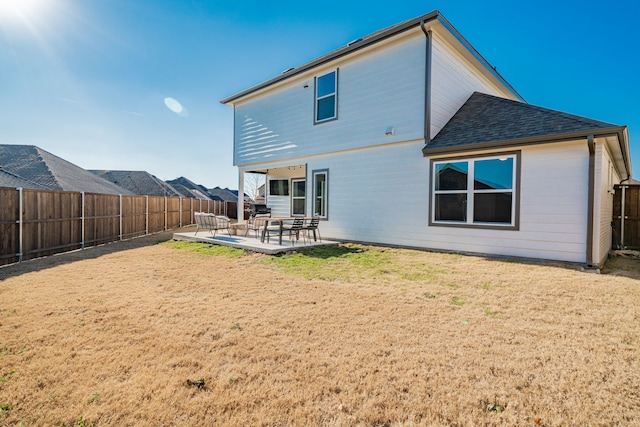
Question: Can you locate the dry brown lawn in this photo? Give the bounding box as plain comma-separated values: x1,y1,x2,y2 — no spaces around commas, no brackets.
1,229,639,426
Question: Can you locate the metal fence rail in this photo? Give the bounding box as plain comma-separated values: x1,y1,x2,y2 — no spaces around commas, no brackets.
0,187,234,266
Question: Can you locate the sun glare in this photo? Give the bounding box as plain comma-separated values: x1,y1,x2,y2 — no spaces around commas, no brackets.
0,0,43,17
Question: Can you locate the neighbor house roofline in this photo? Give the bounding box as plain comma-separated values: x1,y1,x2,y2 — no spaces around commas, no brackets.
220,10,524,105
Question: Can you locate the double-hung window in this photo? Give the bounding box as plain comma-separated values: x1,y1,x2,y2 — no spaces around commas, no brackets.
315,70,337,123
291,179,306,216
431,153,518,228
312,170,328,218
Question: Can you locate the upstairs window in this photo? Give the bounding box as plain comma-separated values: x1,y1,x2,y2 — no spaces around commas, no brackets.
431,153,519,228
315,70,337,123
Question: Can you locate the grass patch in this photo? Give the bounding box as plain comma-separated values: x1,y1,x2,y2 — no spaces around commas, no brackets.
0,370,15,381
484,308,499,318
451,297,466,306
87,392,100,404
262,244,452,284
161,240,244,258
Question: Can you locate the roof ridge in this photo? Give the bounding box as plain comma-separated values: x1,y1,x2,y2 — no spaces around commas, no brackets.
33,146,63,191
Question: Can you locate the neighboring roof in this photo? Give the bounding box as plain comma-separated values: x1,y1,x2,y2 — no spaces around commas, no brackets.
0,168,49,190
0,145,133,194
425,92,624,153
91,170,183,197
208,186,240,202
221,10,522,104
166,177,212,200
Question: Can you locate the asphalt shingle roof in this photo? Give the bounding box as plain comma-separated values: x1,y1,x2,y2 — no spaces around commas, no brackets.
208,187,239,202
166,177,212,200
0,168,49,190
424,92,619,154
91,170,183,197
0,145,133,194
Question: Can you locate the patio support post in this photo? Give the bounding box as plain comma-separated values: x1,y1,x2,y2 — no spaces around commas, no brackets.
238,170,245,224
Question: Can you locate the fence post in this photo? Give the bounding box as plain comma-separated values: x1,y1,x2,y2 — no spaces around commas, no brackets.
17,187,23,263
119,194,123,241
81,192,85,249
164,197,167,231
145,195,149,235
179,197,182,228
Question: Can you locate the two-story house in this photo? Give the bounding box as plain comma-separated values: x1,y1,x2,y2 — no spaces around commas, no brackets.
221,10,632,267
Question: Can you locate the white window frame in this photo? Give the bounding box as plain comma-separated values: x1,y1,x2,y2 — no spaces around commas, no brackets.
312,169,328,219
314,70,338,124
430,152,520,230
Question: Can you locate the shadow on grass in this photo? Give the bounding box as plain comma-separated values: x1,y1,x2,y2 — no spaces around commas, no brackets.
0,229,182,280
280,245,363,260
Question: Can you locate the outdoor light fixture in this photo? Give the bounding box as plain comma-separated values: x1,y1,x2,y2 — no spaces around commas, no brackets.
385,126,395,136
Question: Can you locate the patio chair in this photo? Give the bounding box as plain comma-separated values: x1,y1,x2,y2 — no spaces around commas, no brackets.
264,219,284,243
282,217,306,246
302,217,321,242
194,212,231,237
245,213,271,238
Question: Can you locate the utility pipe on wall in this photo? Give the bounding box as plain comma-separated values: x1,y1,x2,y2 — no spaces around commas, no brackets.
586,135,595,267
620,185,626,249
419,21,432,143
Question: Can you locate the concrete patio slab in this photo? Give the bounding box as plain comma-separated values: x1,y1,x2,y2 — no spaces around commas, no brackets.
172,231,338,255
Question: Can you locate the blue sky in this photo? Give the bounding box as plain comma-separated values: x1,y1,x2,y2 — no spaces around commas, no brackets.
1,0,638,189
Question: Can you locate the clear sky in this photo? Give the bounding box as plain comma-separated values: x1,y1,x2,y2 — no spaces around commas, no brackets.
1,0,638,189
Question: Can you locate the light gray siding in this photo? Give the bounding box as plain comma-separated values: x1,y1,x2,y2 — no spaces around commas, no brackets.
595,143,620,265
308,140,590,263
429,32,516,139
233,32,426,166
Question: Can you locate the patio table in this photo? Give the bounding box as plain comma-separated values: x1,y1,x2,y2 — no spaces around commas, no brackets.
259,217,309,245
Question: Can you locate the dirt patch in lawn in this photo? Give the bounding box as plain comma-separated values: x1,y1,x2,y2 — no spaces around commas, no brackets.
1,231,639,426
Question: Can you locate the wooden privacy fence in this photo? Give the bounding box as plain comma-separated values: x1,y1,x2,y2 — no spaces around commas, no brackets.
0,187,236,266
613,184,640,249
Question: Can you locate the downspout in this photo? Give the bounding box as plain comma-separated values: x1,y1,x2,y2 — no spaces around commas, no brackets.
420,22,432,143
586,135,595,267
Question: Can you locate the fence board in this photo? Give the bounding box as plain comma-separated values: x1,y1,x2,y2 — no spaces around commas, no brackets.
166,197,181,229
613,184,640,249
0,188,19,265
0,186,238,266
21,189,83,260
122,195,148,239
148,196,166,233
84,193,120,246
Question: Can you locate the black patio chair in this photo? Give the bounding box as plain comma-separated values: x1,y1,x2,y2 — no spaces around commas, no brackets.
302,217,321,242
282,217,306,245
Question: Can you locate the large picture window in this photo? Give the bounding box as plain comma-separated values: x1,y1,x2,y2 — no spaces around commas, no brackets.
431,153,518,228
312,170,328,218
315,70,337,123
